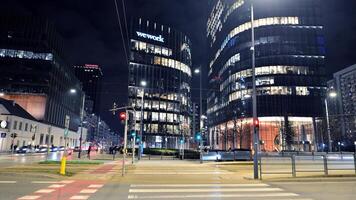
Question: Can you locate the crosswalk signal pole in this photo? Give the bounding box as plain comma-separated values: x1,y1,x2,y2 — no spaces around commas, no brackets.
122,110,128,176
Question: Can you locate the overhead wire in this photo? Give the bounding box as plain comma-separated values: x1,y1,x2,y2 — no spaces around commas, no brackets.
113,0,129,66
121,0,131,50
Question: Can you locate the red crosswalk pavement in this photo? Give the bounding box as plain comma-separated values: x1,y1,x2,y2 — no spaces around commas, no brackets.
17,180,104,200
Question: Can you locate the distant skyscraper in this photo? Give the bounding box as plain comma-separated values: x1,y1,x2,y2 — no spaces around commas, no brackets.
207,0,326,151
128,18,193,148
0,16,83,130
327,64,356,145
74,64,103,114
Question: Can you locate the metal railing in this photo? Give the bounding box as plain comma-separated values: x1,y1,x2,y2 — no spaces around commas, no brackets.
259,152,356,179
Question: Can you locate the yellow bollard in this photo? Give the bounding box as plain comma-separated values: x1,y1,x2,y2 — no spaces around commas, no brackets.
60,156,67,175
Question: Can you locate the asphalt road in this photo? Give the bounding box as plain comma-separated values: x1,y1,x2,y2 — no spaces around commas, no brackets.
0,152,64,168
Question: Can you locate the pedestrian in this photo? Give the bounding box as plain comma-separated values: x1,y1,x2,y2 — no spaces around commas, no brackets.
87,145,92,160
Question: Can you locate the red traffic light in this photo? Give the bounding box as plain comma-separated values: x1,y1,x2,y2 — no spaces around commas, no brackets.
119,112,126,121
253,118,259,128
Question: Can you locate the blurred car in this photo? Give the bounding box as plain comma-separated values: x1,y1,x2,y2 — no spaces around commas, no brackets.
16,146,34,154
58,146,65,151
218,150,235,161
202,151,220,161
50,146,58,152
73,146,80,152
35,146,48,153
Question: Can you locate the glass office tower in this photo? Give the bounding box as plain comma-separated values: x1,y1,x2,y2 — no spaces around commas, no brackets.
207,0,326,151
128,19,192,148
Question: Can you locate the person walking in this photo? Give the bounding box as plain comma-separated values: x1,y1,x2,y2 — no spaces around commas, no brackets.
88,145,92,160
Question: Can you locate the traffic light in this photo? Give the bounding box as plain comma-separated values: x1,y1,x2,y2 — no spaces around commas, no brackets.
130,130,136,137
195,132,202,141
179,138,184,144
10,133,17,138
253,118,259,129
119,112,126,124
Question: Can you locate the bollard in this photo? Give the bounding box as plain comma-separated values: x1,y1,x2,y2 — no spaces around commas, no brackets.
60,156,67,175
259,156,262,180
323,155,328,176
291,155,296,178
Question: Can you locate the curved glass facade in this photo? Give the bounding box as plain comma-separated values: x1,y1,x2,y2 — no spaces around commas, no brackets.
207,0,326,151
129,18,192,148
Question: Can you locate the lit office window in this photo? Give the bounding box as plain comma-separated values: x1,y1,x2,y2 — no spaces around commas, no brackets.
160,113,167,121
229,86,311,102
0,48,53,61
209,16,300,68
152,112,159,121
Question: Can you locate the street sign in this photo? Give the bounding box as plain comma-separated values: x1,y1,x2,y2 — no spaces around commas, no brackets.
0,120,7,128
0,132,6,138
64,129,69,137
65,115,70,129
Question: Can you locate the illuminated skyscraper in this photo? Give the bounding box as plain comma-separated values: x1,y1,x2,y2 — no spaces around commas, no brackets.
207,0,326,151
128,19,192,148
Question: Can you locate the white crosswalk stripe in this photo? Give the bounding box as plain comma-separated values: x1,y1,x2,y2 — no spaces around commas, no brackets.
132,169,233,175
127,183,313,200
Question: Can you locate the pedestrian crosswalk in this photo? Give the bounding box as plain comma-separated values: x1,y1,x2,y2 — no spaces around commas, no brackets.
127,183,313,199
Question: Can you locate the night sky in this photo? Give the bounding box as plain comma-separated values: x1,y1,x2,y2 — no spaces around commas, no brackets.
2,0,356,133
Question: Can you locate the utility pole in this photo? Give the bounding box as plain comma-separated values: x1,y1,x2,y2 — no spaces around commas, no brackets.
78,94,85,158
109,104,136,176
251,1,260,180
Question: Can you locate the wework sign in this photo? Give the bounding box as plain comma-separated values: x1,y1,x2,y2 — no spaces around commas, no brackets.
136,31,164,43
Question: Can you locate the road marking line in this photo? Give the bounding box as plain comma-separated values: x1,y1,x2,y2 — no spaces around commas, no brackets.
17,196,41,200
61,180,75,184
128,193,300,199
131,183,269,187
133,172,233,175
31,181,60,184
129,188,283,193
35,189,55,193
80,189,98,194
0,181,16,183
88,184,104,188
48,184,65,188
70,195,90,199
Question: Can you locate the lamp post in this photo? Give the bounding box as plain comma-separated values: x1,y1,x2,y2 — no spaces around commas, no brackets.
251,0,260,180
325,91,337,152
78,93,85,159
194,67,203,164
138,80,147,160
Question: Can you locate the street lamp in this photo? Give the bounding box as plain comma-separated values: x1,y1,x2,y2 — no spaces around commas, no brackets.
0,92,4,97
325,90,337,152
70,88,77,94
250,0,260,180
194,67,203,164
138,80,146,160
